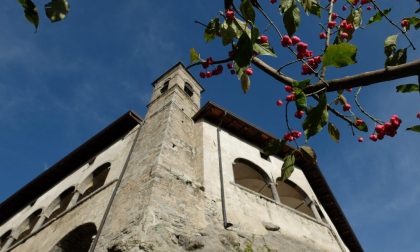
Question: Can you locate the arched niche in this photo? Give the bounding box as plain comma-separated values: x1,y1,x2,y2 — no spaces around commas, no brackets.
16,209,43,241
79,163,111,200
233,158,273,199
276,179,315,217
48,223,97,252
46,186,75,222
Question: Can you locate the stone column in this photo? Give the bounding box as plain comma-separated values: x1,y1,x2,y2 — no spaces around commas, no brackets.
66,190,81,210
32,214,47,233
269,183,281,203
309,201,322,222
0,236,15,252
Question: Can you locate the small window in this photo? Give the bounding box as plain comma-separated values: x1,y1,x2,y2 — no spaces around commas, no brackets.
184,82,194,97
276,179,315,217
160,81,169,94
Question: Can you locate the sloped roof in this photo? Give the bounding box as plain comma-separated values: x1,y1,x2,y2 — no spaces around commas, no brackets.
0,111,142,225
193,101,363,252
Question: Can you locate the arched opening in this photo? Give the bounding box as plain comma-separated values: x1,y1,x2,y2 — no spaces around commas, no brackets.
48,223,97,252
0,230,12,250
46,186,75,222
276,179,314,217
233,158,273,199
80,163,111,200
16,209,42,241
184,82,194,97
160,80,169,94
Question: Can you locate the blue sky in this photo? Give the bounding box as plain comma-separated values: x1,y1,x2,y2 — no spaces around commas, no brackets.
0,0,419,251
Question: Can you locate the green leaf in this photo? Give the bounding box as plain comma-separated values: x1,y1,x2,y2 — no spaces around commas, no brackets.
305,0,321,17
322,43,357,68
189,48,200,63
204,18,221,42
283,4,300,36
220,21,237,45
303,94,329,139
384,34,398,57
264,139,286,156
327,122,340,143
234,33,253,68
253,43,276,57
407,125,420,132
385,48,407,67
295,89,307,111
45,0,69,23
396,84,419,93
240,0,255,23
368,8,391,25
407,16,420,30
299,146,317,162
280,154,295,181
18,0,39,30
355,120,368,132
280,0,294,13
241,73,251,93
292,79,310,89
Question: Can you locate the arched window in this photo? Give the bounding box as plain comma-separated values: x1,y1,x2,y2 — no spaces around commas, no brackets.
16,209,42,241
48,223,97,252
0,230,12,250
184,82,194,97
233,158,273,199
80,163,111,200
46,187,75,222
160,80,169,94
276,179,315,217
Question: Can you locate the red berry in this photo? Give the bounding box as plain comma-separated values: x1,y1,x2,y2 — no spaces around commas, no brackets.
331,13,338,21
227,63,233,69
401,19,410,28
199,72,206,78
226,9,234,20
245,67,253,76
375,124,385,134
340,32,349,39
259,35,269,44
296,42,308,52
291,36,301,45
361,0,369,5
342,5,348,11
284,85,294,93
270,0,277,3
319,32,327,39
292,130,302,138
202,61,209,69
206,71,212,78
340,20,348,29
343,103,351,111
328,21,337,29
296,51,306,59
281,35,293,47
346,88,353,92
369,134,378,142
286,93,296,101
355,119,364,126
283,133,295,142
276,99,283,106
206,57,214,65
305,50,313,58
367,5,372,10
295,110,305,119
358,137,364,142
417,112,420,119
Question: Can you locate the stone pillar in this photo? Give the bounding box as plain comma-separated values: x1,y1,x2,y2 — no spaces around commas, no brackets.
269,182,281,203
66,190,81,210
0,236,15,252
310,201,322,222
32,214,47,233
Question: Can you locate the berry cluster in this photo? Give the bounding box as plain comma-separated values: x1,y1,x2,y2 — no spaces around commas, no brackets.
199,58,224,78
284,85,296,101
343,0,372,11
283,130,303,142
369,115,402,142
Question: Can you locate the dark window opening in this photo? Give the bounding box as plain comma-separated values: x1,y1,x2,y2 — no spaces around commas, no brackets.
276,179,315,218
0,230,12,249
80,163,111,200
47,187,75,221
160,81,169,94
48,223,97,252
233,158,273,199
184,82,194,97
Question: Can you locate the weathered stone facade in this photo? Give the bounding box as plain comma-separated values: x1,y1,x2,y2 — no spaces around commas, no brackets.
0,63,362,252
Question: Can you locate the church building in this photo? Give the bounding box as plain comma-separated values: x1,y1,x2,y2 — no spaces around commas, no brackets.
0,63,362,252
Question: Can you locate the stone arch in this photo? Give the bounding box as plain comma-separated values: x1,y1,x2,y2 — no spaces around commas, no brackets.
15,208,43,242
45,186,76,222
233,158,273,199
79,162,111,200
48,222,97,252
276,179,315,217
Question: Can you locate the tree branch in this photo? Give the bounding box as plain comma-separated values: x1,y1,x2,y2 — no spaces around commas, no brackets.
303,59,420,94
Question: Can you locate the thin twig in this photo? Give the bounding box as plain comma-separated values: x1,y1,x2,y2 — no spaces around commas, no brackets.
194,20,207,28
320,0,335,80
277,59,301,72
354,87,385,124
